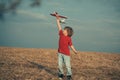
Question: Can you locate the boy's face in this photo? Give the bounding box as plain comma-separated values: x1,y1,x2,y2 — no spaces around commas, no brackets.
63,29,68,36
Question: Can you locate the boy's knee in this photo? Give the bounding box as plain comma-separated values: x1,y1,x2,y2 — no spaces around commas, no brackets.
65,63,71,68
58,65,63,69
66,64,71,69
66,66,71,69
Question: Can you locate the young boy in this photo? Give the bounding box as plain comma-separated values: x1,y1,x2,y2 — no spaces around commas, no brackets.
54,13,78,80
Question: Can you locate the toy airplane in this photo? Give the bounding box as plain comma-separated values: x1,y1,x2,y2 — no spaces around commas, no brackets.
60,19,66,24
50,12,67,19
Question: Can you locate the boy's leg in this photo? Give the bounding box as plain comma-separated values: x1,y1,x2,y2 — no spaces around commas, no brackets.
58,53,64,77
63,55,72,76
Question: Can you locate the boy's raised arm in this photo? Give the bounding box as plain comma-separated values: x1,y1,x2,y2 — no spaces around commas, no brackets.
55,14,62,31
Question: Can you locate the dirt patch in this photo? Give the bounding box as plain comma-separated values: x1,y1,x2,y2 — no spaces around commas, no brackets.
0,47,120,80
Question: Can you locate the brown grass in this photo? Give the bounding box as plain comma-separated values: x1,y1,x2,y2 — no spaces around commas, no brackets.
0,47,120,80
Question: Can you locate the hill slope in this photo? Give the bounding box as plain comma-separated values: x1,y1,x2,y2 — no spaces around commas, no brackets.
0,47,120,80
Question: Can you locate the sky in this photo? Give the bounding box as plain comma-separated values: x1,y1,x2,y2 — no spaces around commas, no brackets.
0,0,120,53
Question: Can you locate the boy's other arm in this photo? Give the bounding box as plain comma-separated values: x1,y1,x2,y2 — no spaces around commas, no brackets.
56,15,62,31
70,45,78,54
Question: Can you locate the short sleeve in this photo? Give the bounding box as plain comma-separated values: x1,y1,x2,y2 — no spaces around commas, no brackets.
68,38,72,46
59,30,63,36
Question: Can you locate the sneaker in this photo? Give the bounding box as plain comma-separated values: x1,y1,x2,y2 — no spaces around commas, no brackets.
58,74,64,80
67,75,72,80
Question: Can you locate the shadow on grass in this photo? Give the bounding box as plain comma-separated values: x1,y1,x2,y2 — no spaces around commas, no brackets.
27,60,57,77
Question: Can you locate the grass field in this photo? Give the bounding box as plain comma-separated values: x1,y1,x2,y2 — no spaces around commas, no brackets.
0,47,120,80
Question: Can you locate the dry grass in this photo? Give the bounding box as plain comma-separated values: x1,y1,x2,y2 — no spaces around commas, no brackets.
0,47,120,80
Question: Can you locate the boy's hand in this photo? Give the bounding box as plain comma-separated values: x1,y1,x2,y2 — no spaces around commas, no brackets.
70,45,78,54
54,12,60,20
74,50,78,54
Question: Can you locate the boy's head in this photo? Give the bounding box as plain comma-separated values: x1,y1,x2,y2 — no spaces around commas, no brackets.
63,26,73,37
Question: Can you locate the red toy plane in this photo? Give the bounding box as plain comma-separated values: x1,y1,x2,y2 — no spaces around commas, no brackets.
50,12,67,19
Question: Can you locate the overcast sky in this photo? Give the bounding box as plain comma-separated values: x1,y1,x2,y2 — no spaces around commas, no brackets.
0,0,120,53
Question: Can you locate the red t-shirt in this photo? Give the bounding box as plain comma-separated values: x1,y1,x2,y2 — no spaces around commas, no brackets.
58,30,72,56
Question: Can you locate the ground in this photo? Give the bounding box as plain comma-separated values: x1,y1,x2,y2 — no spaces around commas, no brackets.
0,47,120,80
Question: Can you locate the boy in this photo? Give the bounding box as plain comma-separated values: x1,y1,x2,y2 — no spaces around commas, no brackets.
54,13,78,80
